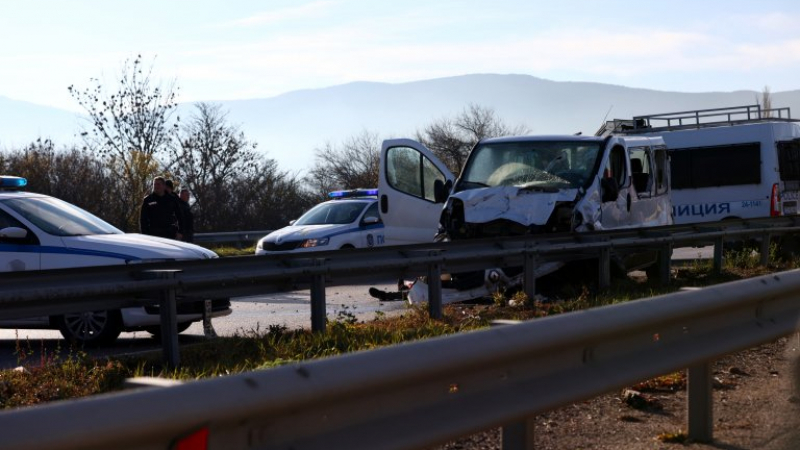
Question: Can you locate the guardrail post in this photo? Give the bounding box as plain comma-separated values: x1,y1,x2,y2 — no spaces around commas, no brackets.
502,417,536,450
688,361,714,442
143,269,182,369
713,237,724,274
523,248,537,302
428,251,443,320
310,258,327,333
759,233,771,267
202,299,218,339
598,246,611,289
659,243,672,286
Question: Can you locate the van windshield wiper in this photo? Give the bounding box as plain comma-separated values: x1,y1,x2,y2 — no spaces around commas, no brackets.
459,180,490,189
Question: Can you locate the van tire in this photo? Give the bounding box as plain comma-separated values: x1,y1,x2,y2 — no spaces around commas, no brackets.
57,310,123,347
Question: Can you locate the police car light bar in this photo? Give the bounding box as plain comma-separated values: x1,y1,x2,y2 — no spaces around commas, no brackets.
0,176,27,189
328,188,379,198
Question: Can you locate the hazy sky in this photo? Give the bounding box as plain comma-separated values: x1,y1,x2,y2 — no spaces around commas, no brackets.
1,0,798,111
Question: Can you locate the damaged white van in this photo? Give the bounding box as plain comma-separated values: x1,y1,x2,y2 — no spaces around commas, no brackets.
597,105,800,224
378,135,672,302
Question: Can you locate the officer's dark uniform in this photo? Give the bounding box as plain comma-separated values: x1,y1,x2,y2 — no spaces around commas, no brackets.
140,192,185,239
178,198,194,243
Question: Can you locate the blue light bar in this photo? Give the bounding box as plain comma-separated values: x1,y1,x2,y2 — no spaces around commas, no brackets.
0,176,27,188
328,188,379,199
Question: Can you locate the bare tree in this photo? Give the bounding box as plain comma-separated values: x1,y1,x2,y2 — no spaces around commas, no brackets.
169,102,312,231
68,54,178,230
306,130,381,199
2,139,115,223
169,103,259,210
417,103,528,173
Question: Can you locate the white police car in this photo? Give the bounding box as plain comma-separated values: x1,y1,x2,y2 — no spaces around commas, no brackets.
0,176,232,345
255,189,385,254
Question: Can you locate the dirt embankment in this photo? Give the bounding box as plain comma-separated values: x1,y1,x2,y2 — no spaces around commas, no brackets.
436,336,800,450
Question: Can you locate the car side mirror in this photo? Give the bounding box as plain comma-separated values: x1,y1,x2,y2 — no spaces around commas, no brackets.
0,227,27,239
600,177,620,203
433,179,452,203
361,216,380,225
289,219,297,226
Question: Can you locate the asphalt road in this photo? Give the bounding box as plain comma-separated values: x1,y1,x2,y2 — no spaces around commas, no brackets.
0,246,715,369
0,278,406,369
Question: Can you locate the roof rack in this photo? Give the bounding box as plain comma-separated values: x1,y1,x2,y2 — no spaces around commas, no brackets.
596,105,799,136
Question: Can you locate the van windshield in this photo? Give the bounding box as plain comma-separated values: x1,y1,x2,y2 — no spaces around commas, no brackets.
459,141,603,190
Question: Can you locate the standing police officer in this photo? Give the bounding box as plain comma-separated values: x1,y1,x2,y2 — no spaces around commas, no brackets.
178,188,194,243
140,176,185,240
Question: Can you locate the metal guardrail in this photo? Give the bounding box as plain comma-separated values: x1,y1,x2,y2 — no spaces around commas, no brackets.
0,217,798,324
2,268,799,449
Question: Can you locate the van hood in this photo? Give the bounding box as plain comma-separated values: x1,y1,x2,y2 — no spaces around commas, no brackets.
452,186,579,226
264,224,346,244
61,233,218,261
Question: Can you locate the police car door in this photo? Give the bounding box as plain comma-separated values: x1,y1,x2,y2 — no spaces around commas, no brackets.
0,208,40,272
379,139,455,245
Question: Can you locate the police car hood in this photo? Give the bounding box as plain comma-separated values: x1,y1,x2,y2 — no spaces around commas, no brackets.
61,233,217,261
264,224,348,243
453,185,579,226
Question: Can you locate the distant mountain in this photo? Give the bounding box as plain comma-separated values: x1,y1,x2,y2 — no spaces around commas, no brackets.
3,74,800,174
0,96,83,147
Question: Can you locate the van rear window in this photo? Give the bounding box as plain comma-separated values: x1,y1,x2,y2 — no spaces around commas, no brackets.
670,143,761,189
778,139,800,181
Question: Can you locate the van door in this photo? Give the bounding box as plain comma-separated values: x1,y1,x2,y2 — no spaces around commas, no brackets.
379,139,455,245
0,208,40,272
777,138,800,215
599,143,633,228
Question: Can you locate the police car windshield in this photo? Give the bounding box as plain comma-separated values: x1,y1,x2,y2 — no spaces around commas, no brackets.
459,141,602,190
295,201,366,226
1,197,122,236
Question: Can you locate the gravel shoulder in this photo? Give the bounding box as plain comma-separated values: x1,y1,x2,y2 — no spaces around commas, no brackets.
436,335,800,449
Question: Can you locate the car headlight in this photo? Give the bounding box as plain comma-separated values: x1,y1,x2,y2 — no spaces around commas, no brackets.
300,237,329,248
256,240,264,251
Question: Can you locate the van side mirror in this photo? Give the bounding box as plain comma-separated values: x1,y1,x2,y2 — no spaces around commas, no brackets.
600,177,619,203
433,179,452,203
0,227,27,239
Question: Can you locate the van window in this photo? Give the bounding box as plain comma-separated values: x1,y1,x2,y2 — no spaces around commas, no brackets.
654,147,668,195
604,145,628,187
386,146,446,201
778,139,800,181
670,143,760,189
629,147,652,197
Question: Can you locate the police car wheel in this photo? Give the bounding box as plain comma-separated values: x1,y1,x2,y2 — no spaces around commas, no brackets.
58,310,123,346
145,322,192,338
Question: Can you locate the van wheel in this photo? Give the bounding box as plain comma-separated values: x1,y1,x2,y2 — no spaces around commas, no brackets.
145,322,192,338
58,310,123,347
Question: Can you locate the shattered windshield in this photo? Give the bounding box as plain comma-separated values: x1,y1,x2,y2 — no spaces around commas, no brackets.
459,140,603,190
